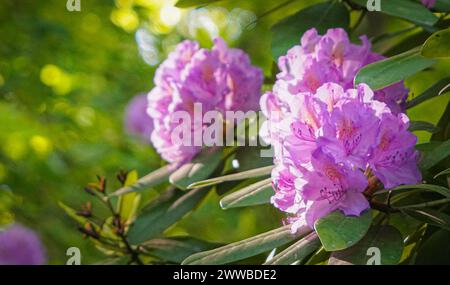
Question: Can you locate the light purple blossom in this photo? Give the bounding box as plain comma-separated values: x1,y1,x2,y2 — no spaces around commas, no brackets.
264,28,409,119
125,94,154,142
0,224,47,265
421,0,436,8
263,80,421,232
148,38,263,165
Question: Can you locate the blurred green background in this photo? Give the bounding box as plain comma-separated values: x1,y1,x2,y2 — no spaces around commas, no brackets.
0,0,448,264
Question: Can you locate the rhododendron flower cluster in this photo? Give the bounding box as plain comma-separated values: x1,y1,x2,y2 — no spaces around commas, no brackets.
0,224,47,265
148,39,263,164
125,94,154,141
261,28,421,232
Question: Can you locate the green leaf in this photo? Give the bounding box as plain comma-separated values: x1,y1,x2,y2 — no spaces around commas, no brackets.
434,168,450,179
117,170,141,223
329,225,404,265
432,100,450,141
409,121,440,133
127,188,208,244
314,210,372,251
58,201,91,225
422,28,450,59
406,77,450,109
0,188,16,226
351,0,439,27
415,229,450,264
376,184,450,198
355,48,436,90
434,0,450,12
175,0,222,8
112,164,174,196
271,1,349,60
420,139,450,170
141,237,219,263
188,166,272,189
264,232,321,265
402,208,450,230
220,178,273,209
169,148,222,190
182,225,311,265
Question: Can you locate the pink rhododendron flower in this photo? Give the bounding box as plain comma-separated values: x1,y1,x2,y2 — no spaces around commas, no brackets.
264,28,408,122
125,94,154,142
0,224,47,265
263,80,420,231
421,0,436,8
148,38,263,165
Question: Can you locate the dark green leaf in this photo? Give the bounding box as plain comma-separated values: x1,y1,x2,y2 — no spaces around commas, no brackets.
264,232,321,265
434,0,450,12
420,139,450,170
127,188,208,244
141,237,219,263
351,0,439,27
182,225,311,265
432,100,450,141
169,148,222,190
271,1,349,60
314,210,372,251
406,77,450,109
415,229,450,264
220,178,273,209
422,28,450,59
329,225,403,265
402,208,450,230
434,168,450,179
355,48,436,90
409,121,440,133
376,183,450,198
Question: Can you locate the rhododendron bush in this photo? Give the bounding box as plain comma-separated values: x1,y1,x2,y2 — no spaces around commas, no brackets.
3,0,449,266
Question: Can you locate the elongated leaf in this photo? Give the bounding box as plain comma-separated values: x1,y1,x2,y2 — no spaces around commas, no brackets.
314,210,372,251
434,0,450,12
264,232,321,265
355,48,436,90
402,208,450,230
59,201,91,225
420,139,450,170
432,100,450,141
422,28,450,59
117,170,141,223
169,148,222,190
127,188,208,244
329,225,403,265
406,77,450,109
376,183,450,198
409,121,440,133
112,164,174,196
415,229,450,264
271,1,349,60
434,168,450,179
187,166,273,189
220,178,273,209
182,225,311,265
352,0,439,26
175,0,222,8
141,237,219,263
